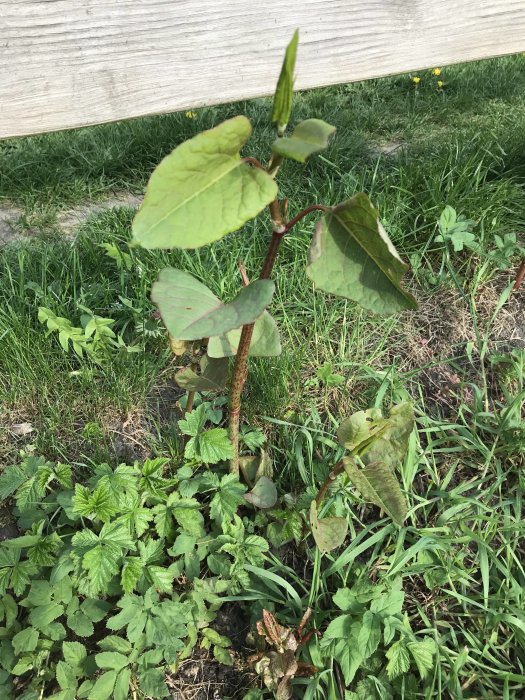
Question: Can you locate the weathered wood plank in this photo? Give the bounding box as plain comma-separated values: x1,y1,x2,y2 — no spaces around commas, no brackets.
1,0,525,138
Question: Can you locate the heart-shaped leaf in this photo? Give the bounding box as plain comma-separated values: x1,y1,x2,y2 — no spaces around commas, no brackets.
132,116,277,249
272,30,299,132
208,310,281,358
342,458,407,526
152,268,274,341
245,476,278,509
309,501,347,553
272,119,336,163
306,193,418,315
174,355,229,392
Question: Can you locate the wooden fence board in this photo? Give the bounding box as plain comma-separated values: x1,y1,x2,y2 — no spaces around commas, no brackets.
1,0,525,138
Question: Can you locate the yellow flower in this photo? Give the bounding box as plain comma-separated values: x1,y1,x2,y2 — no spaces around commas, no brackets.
432,67,442,76
412,76,421,85
437,80,444,89
185,110,197,119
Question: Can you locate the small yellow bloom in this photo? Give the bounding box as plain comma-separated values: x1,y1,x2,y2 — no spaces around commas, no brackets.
185,110,197,119
432,67,442,76
437,80,444,89
412,76,421,85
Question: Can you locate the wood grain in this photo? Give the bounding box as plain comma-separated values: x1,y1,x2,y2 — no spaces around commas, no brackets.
1,0,525,138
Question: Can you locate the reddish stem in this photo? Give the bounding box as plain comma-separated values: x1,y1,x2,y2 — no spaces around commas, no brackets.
228,197,285,472
243,157,265,170
514,260,525,291
238,261,250,287
284,205,330,233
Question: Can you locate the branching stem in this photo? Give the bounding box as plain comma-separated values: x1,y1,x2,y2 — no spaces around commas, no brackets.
228,159,328,472
284,204,330,233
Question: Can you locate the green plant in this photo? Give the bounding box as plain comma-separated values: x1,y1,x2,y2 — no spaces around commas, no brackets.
318,578,437,696
131,31,418,476
38,306,139,362
0,441,265,699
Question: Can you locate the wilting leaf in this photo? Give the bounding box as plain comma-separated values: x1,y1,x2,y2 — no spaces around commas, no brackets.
239,450,273,484
356,402,414,470
337,407,386,453
152,268,274,341
272,119,336,163
245,476,278,509
271,30,299,132
342,458,407,526
208,311,281,358
306,193,418,314
174,355,229,392
169,337,191,356
132,116,277,249
309,501,347,553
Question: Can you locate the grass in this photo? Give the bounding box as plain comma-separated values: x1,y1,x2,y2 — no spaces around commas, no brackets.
1,55,524,698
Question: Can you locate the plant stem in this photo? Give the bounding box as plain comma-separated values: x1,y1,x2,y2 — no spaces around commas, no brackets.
315,460,345,508
228,196,286,472
228,153,328,472
185,390,195,414
284,204,330,233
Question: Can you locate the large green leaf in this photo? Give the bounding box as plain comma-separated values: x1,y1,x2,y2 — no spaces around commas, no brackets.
207,311,281,358
272,119,336,163
306,193,418,314
309,500,348,553
342,458,407,526
174,355,229,392
271,30,299,132
152,268,274,340
132,116,277,249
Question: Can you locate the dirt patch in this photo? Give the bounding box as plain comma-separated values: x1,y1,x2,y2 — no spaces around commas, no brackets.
0,192,142,244
0,204,23,244
56,192,141,237
167,649,257,700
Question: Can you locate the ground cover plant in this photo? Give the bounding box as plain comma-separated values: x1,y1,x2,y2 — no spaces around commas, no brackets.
0,38,524,700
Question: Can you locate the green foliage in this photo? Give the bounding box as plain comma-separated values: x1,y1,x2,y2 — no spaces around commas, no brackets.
271,29,299,133
0,448,271,698
435,205,478,252
320,579,436,687
132,116,277,249
208,310,282,358
336,403,414,525
37,307,137,362
271,119,336,163
307,194,418,314
178,404,234,463
151,267,275,341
